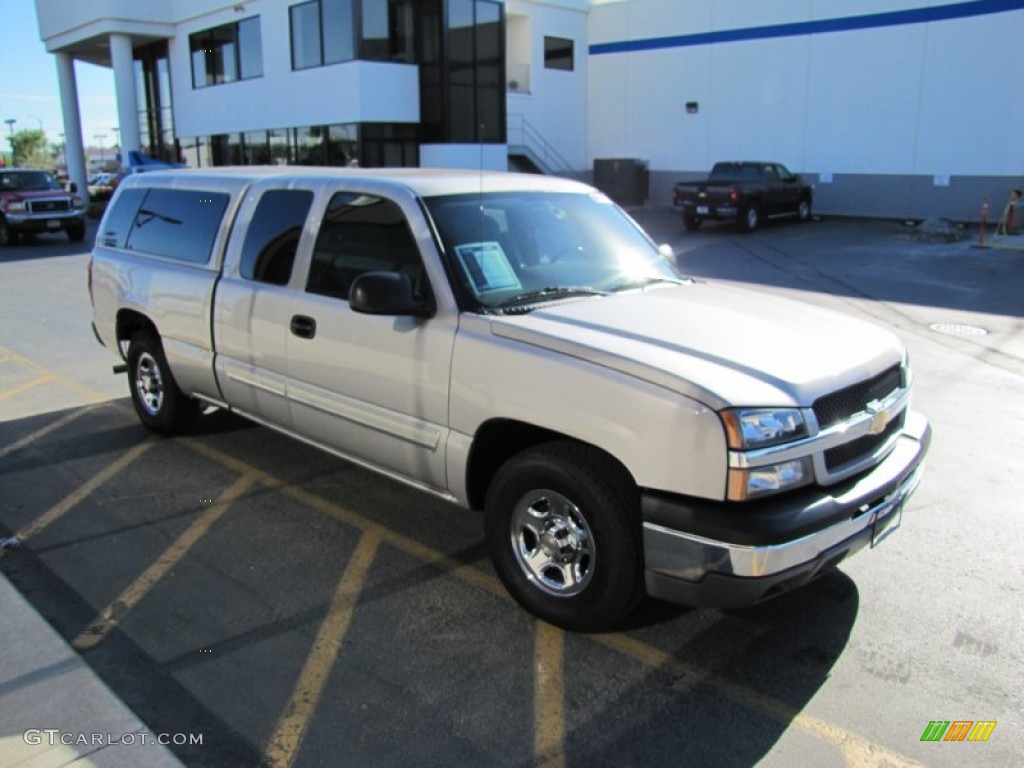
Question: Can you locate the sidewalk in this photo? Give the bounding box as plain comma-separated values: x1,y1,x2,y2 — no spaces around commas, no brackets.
0,572,185,768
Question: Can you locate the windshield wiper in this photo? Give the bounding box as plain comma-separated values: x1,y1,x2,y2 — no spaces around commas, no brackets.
607,275,691,292
495,286,610,309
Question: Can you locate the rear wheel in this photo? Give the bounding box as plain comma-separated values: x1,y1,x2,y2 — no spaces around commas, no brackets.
741,203,760,233
683,214,702,232
484,441,643,631
127,332,200,435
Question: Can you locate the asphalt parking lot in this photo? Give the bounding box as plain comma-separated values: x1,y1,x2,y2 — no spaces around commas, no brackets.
1,213,1022,767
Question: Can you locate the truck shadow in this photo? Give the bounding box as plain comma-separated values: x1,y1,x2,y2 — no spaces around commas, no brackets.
2,401,860,768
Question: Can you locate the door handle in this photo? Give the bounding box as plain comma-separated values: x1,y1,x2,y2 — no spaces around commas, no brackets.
290,315,317,339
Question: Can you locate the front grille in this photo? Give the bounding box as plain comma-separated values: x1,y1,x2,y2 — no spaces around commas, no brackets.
824,410,905,470
28,199,70,213
813,365,902,429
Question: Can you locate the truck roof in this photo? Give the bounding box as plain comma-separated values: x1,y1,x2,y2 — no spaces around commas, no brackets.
115,166,594,199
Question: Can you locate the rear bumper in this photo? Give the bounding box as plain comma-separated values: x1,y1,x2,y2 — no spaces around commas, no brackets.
642,411,931,608
675,201,738,219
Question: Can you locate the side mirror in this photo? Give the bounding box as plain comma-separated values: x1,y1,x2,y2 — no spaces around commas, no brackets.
349,271,434,317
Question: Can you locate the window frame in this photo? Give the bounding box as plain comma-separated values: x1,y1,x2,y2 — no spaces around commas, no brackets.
190,16,264,89
543,35,574,71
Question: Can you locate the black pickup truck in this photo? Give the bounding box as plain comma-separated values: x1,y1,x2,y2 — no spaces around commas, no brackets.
672,161,813,232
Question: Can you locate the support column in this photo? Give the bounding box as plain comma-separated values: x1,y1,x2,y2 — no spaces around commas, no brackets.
110,33,141,169
55,52,88,202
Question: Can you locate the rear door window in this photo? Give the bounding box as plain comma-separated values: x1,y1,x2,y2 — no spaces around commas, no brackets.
239,189,313,285
125,188,229,264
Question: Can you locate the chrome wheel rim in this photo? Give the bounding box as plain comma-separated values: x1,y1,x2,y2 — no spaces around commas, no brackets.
798,200,810,220
746,208,758,229
134,351,164,416
510,489,594,597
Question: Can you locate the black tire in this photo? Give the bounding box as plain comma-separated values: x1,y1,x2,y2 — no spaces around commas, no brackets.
0,217,17,247
126,332,200,435
740,203,760,233
796,197,812,222
484,441,643,631
683,214,702,232
66,222,86,242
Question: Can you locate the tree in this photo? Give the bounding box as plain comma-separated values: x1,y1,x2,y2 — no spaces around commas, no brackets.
8,129,51,169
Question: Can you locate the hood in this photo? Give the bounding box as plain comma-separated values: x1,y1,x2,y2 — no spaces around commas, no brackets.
489,282,903,409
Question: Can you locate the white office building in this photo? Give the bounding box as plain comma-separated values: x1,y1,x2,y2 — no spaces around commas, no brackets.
35,0,1023,218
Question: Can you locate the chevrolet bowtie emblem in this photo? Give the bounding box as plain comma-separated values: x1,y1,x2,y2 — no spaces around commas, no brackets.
865,400,890,435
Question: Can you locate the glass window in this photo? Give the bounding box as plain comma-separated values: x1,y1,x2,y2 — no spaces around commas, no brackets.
293,126,325,165
324,0,355,63
98,188,148,249
238,17,264,79
544,36,574,71
307,193,421,301
190,18,263,87
240,190,313,284
425,191,680,311
361,0,389,60
125,189,230,265
291,1,322,69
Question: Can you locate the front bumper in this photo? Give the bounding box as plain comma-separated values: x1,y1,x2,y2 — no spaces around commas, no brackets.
642,411,931,608
7,210,85,232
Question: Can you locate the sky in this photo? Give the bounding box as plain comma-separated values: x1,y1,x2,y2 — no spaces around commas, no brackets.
1,0,118,150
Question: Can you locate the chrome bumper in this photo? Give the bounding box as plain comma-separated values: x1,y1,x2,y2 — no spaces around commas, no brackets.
643,411,930,607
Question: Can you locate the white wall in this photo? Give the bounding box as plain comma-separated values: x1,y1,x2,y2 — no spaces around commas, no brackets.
587,0,1024,179
507,0,589,171
169,4,419,138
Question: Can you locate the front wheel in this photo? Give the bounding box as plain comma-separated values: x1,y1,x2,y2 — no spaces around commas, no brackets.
0,217,17,247
484,442,643,631
127,332,200,435
796,197,812,222
66,222,86,242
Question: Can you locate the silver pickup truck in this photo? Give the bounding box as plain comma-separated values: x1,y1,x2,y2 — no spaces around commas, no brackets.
89,167,930,631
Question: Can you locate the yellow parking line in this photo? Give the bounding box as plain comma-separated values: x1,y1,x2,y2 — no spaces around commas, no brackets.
594,633,926,768
16,439,156,542
0,346,112,404
264,530,381,768
178,438,923,767
534,622,566,768
0,373,54,400
72,470,259,651
0,406,93,461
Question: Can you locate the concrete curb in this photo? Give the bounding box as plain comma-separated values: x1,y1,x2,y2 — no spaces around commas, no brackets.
0,573,185,767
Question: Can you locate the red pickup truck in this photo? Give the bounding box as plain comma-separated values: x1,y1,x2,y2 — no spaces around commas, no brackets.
0,168,86,246
672,161,813,232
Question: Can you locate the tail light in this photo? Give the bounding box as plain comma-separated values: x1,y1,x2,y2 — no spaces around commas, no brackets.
730,188,740,203
87,257,94,305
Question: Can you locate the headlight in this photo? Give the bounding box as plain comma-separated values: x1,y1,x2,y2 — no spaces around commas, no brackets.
720,408,807,450
727,458,813,501
5,201,27,213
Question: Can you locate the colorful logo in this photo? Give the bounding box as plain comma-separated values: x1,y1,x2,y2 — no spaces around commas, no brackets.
920,721,997,742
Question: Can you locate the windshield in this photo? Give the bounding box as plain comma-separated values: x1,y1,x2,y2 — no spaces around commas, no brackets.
425,191,683,312
0,171,62,192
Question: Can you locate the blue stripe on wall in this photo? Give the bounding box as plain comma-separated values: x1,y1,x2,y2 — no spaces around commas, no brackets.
589,0,1024,55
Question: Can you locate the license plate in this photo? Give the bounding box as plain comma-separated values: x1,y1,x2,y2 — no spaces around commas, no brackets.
871,503,903,547
696,206,709,215
46,220,61,230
